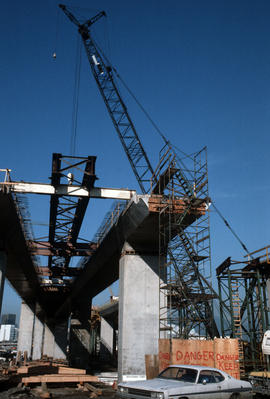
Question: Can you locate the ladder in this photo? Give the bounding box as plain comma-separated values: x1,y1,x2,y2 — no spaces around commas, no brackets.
231,279,245,376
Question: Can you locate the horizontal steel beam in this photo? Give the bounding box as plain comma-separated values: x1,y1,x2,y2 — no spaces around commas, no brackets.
28,241,97,257
1,182,136,200
35,266,81,277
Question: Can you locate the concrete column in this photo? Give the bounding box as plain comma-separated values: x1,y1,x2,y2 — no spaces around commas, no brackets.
118,243,161,382
42,321,68,360
17,302,68,360
0,252,7,317
54,320,68,359
32,314,44,360
69,300,92,368
100,316,114,359
43,325,55,357
17,302,34,357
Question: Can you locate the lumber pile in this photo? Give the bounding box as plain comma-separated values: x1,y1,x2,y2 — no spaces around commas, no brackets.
18,362,98,387
14,360,114,397
0,356,117,397
22,373,98,385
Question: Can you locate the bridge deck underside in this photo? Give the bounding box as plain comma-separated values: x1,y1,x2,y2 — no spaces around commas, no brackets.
0,192,206,322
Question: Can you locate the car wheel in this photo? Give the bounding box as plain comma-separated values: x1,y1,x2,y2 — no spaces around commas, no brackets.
230,394,239,399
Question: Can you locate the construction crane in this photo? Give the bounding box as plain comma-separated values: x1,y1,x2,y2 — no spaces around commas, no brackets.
59,5,156,194
60,5,219,338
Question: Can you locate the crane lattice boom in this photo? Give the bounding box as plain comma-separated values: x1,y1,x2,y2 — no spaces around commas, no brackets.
59,4,156,194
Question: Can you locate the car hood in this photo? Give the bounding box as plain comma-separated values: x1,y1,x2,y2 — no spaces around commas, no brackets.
119,378,194,391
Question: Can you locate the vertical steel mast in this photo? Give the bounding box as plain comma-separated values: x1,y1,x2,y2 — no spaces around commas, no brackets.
59,5,156,194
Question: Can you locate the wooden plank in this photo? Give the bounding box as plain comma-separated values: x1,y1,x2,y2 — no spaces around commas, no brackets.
84,383,102,395
22,374,98,384
145,354,159,380
171,339,214,367
159,338,240,379
17,366,28,374
17,364,57,375
159,339,171,372
214,338,240,379
58,366,86,375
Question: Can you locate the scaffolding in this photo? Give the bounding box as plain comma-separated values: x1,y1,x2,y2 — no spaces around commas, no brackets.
217,247,270,374
155,144,218,339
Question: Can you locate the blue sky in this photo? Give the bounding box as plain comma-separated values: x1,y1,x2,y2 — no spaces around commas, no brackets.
1,0,270,322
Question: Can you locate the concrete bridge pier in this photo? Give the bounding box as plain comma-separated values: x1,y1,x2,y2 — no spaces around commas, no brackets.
118,242,162,382
69,299,92,368
17,302,35,358
52,319,69,359
100,315,117,363
17,301,69,360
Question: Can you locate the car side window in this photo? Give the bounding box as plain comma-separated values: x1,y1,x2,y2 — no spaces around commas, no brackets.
211,371,225,383
159,367,178,379
198,370,220,384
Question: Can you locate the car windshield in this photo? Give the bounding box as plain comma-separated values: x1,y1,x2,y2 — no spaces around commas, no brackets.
158,367,198,383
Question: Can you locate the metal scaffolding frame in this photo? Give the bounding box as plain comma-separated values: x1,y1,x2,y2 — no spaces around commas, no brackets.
156,144,218,339
217,248,270,374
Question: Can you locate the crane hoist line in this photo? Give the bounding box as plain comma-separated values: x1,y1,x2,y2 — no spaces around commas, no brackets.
59,4,156,194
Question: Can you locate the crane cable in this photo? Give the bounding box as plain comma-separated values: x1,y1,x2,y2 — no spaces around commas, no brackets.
70,35,82,156
94,40,169,146
52,7,61,59
109,52,253,258
95,42,252,259
94,36,252,259
95,41,199,174
210,201,252,258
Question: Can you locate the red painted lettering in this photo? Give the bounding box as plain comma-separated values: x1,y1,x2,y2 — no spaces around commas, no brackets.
203,351,208,361
217,361,225,371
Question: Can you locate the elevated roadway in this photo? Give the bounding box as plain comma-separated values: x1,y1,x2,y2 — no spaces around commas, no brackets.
0,189,205,321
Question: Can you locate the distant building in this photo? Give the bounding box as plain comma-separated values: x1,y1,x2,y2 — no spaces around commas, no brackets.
1,314,16,325
0,325,18,341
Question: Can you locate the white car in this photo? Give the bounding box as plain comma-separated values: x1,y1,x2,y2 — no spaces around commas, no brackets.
118,365,253,399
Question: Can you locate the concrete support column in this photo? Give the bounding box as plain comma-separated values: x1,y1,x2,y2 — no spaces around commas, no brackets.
0,252,7,317
43,325,55,358
100,316,114,360
17,301,68,360
53,320,68,359
17,302,34,357
32,313,44,360
118,243,160,382
69,299,92,368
